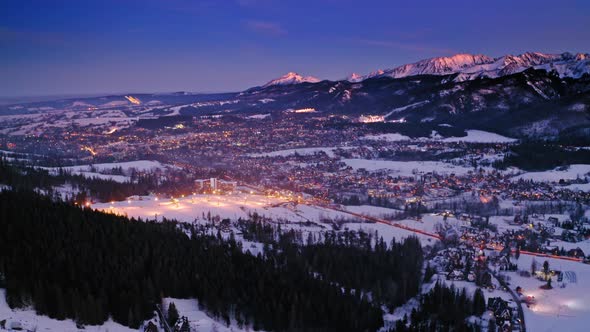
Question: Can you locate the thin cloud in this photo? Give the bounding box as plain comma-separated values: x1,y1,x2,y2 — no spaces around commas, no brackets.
244,20,287,36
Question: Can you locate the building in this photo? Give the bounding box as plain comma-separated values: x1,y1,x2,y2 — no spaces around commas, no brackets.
195,178,237,192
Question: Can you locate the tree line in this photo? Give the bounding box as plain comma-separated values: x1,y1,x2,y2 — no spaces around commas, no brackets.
0,189,396,331
237,218,424,313
390,282,485,332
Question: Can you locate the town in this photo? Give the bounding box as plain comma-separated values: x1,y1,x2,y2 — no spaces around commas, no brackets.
2,99,589,331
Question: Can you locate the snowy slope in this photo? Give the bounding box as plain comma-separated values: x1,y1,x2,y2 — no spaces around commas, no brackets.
342,159,476,176
0,289,138,332
442,130,518,143
512,164,590,182
262,72,320,87
162,298,251,332
354,52,590,82
92,193,352,224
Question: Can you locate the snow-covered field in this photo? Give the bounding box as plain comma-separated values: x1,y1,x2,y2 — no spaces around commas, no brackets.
246,113,270,119
361,133,411,142
442,130,517,143
564,183,590,192
162,298,249,332
342,221,438,246
93,193,351,225
343,205,403,217
249,146,352,158
92,193,445,248
0,289,136,332
63,160,174,173
342,159,476,176
359,130,516,144
504,254,590,332
513,164,590,183
41,160,176,183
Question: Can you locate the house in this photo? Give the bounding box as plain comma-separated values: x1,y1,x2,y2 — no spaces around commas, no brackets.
447,269,464,281
499,245,511,257
567,247,585,258
144,321,159,332
497,255,512,270
487,297,506,311
487,297,513,326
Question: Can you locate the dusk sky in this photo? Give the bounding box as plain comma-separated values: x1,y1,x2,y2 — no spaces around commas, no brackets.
1,0,589,96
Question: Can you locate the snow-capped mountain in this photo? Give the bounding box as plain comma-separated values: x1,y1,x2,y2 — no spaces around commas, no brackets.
352,52,590,82
346,73,364,83
262,72,321,87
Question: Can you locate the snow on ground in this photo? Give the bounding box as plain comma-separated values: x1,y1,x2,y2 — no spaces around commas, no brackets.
342,159,476,176
247,113,270,119
40,160,176,183
162,298,250,332
361,133,411,142
93,193,350,224
430,248,590,332
91,193,443,250
343,205,403,217
249,147,352,158
68,171,131,183
0,289,137,332
65,160,174,173
342,221,437,246
384,101,430,118
512,164,590,182
442,130,517,143
501,254,590,332
550,240,590,257
564,183,590,192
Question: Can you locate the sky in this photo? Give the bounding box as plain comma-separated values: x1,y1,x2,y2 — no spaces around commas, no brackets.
1,0,589,96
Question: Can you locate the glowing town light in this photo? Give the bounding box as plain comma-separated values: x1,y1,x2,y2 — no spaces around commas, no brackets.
124,95,141,105
358,115,385,123
81,146,97,156
293,108,316,113
104,128,118,135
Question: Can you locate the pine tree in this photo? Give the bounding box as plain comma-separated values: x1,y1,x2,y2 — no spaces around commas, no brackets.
473,288,486,315
488,318,496,332
543,260,550,279
167,302,179,327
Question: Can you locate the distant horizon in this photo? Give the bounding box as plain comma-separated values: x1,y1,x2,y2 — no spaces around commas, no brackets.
2,48,589,101
2,0,589,96
0,90,237,102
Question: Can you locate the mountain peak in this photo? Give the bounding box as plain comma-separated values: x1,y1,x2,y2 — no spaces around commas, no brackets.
346,73,364,82
263,72,321,87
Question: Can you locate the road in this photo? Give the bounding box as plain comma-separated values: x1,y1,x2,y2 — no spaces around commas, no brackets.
490,269,526,332
155,304,173,332
327,206,442,240
328,205,583,263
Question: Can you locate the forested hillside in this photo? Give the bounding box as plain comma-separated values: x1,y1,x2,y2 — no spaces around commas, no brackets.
0,190,425,331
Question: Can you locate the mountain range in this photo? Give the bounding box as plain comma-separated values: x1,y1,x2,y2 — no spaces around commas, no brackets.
264,52,590,86
2,51,589,142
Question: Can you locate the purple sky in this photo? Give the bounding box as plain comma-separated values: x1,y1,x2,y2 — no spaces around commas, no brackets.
1,0,589,96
